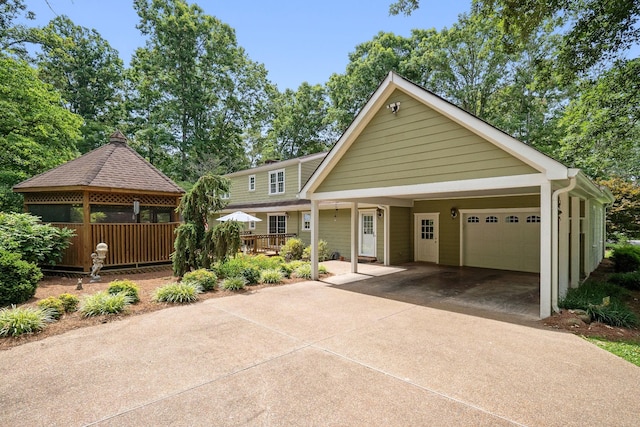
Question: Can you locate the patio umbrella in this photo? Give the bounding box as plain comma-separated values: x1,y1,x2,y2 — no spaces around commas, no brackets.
216,211,262,222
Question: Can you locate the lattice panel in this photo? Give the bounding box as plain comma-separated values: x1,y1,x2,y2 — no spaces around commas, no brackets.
24,192,83,204
90,192,178,206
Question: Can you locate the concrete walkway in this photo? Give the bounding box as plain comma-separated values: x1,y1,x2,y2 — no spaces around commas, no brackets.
1,277,639,426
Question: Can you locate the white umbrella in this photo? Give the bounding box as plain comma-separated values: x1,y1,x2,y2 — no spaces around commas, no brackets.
216,211,262,222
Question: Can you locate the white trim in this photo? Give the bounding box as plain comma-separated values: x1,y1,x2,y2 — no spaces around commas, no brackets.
301,211,311,232
311,200,319,280
540,182,552,318
248,174,255,192
267,213,287,234
308,174,548,201
351,202,358,273
414,213,439,263
268,169,285,195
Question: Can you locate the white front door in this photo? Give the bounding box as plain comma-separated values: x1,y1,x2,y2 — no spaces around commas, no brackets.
359,211,376,257
414,213,439,263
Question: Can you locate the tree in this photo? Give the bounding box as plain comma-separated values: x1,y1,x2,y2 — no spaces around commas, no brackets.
0,0,37,59
0,54,82,212
260,83,336,161
129,0,272,183
37,16,125,153
172,173,239,276
558,59,640,179
598,177,640,239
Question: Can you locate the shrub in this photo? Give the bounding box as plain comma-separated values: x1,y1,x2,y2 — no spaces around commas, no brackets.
241,266,261,285
610,245,640,272
280,263,294,278
248,254,284,270
220,276,246,291
560,281,636,327
0,212,75,266
608,272,640,291
260,269,284,284
107,280,140,303
280,238,305,261
302,239,330,261
587,300,638,328
183,269,217,291
0,249,43,306
294,263,312,279
215,256,251,279
319,264,329,274
80,291,134,317
0,306,55,337
58,293,79,312
153,283,202,304
37,297,65,320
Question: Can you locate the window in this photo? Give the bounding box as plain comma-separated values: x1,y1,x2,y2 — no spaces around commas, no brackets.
526,215,541,223
486,216,498,223
248,175,255,192
421,219,434,240
302,212,311,231
220,192,230,200
505,215,519,223
467,216,480,223
248,220,256,230
268,214,286,234
269,169,285,195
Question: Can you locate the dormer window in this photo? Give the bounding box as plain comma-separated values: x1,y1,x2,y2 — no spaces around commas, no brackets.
248,175,255,192
269,169,285,195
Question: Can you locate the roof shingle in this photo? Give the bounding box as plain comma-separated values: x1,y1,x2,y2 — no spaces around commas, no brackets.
13,131,184,194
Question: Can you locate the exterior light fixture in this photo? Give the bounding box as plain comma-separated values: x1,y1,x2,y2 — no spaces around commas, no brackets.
387,102,401,114
450,207,458,219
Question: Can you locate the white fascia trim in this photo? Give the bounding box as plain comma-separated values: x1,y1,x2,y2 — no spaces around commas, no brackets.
309,173,548,201
392,77,569,180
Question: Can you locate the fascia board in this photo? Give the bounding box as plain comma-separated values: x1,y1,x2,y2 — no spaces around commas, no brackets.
309,173,548,201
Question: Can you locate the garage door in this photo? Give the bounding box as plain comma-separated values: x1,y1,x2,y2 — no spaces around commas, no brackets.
462,210,540,273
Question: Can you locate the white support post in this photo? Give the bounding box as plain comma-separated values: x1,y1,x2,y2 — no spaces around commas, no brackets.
584,199,592,275
540,182,552,319
351,202,358,274
570,197,581,288
383,206,390,266
310,200,319,280
558,192,570,299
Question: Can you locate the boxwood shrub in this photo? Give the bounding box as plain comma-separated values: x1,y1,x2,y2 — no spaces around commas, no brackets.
107,280,140,303
0,249,43,306
182,269,217,291
610,246,640,273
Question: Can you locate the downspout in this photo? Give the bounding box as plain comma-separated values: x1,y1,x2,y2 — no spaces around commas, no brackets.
551,175,577,313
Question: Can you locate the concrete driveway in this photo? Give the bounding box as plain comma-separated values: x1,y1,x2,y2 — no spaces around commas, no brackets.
1,274,638,426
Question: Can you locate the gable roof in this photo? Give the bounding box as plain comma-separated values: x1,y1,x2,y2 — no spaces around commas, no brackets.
225,152,327,178
13,131,184,194
300,72,572,199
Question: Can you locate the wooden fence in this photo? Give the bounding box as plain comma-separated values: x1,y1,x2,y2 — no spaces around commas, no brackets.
51,222,179,270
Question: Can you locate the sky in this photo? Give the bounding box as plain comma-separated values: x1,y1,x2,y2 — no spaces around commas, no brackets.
20,0,472,91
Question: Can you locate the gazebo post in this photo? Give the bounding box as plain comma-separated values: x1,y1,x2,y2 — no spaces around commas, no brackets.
82,190,92,273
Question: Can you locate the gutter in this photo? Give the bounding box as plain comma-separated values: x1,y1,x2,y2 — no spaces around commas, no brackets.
551,173,578,313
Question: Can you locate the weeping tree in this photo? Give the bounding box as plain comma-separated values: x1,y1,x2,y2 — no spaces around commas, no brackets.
172,173,241,276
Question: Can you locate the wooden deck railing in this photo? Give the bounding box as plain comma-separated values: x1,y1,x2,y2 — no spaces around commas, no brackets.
51,222,179,269
241,233,297,255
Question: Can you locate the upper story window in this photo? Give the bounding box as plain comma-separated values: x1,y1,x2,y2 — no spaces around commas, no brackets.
269,169,285,195
220,191,230,200
248,175,255,192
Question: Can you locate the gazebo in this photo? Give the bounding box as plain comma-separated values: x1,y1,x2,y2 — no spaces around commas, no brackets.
13,131,185,272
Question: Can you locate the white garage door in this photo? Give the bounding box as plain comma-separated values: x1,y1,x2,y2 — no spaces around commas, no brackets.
462,210,540,273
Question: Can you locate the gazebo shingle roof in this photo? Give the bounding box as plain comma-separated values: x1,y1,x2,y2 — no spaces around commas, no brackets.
14,131,184,194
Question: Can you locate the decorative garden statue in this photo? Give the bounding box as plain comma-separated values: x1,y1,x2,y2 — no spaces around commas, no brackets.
90,242,109,282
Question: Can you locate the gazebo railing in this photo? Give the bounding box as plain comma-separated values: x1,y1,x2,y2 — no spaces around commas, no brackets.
240,233,297,255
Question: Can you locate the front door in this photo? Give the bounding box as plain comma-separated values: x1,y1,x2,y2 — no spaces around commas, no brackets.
414,213,439,263
359,211,376,257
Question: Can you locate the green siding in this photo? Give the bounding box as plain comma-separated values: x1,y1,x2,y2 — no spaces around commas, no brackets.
318,209,352,260
227,163,299,205
413,195,540,266
300,157,324,187
390,207,412,264
316,90,538,193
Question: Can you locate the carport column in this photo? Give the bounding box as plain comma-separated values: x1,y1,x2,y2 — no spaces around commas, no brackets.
558,192,570,299
351,202,358,274
310,200,319,280
570,196,581,288
540,182,552,318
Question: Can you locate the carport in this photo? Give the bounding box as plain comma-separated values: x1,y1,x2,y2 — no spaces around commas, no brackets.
322,261,540,320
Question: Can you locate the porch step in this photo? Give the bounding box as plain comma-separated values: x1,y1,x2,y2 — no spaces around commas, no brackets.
358,256,377,263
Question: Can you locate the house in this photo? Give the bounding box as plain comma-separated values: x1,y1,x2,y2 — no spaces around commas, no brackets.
224,72,614,318
13,131,184,272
